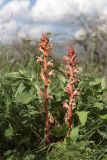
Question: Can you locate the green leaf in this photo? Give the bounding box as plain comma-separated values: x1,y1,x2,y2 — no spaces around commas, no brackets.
15,91,35,104
94,102,104,110
89,78,101,86
78,81,84,90
76,111,89,126
17,63,27,75
14,83,25,97
23,154,35,160
88,96,96,104
4,72,20,79
98,130,107,139
29,110,39,116
70,127,78,142
101,77,106,89
100,114,107,120
55,91,65,101
60,75,66,84
57,74,66,89
4,127,14,139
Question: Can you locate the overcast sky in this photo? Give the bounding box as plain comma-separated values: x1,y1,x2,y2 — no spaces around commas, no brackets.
0,0,107,43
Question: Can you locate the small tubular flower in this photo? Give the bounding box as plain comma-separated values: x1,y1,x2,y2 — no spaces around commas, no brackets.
36,57,43,63
48,70,54,77
47,60,53,67
63,101,69,110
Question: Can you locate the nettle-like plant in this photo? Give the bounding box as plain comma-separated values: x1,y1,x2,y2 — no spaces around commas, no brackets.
63,48,79,134
36,34,54,144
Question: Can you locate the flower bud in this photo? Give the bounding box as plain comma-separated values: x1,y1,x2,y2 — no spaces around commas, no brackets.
48,94,53,100
47,60,53,67
48,70,54,77
37,89,44,97
63,56,69,62
65,83,72,95
36,57,43,63
63,101,69,110
72,90,79,97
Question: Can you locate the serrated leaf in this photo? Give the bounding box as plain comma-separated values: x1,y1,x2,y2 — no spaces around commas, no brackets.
76,111,89,126
70,127,78,142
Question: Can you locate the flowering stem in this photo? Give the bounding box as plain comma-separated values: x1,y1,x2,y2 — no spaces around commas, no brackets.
37,34,54,144
63,48,79,135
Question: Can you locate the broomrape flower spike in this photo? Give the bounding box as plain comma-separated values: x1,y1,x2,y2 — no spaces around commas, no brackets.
37,34,54,144
63,48,79,135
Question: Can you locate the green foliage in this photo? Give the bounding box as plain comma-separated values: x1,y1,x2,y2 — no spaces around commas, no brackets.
76,111,89,126
100,114,107,120
47,141,107,160
4,126,14,139
70,127,78,142
51,123,68,137
0,55,107,159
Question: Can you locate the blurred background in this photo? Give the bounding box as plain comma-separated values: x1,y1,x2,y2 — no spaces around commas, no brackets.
0,0,107,76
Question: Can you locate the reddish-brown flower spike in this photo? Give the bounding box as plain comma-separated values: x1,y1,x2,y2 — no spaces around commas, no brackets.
40,34,49,50
68,48,76,59
37,34,54,145
63,48,79,135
